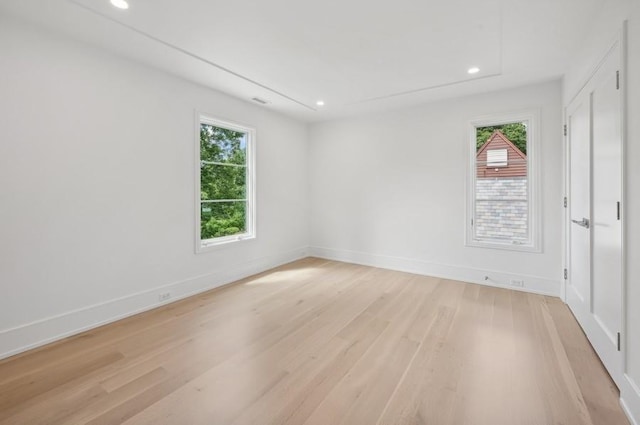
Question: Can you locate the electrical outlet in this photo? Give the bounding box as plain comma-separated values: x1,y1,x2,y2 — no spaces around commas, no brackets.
510,279,524,287
158,292,171,302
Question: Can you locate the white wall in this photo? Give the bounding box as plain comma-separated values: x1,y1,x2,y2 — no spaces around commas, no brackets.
308,81,563,296
563,1,640,423
0,17,309,359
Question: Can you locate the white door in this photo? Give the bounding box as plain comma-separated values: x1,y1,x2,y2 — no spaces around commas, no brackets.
566,41,624,387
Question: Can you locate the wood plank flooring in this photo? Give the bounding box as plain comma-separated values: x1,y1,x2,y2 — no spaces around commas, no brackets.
0,258,630,425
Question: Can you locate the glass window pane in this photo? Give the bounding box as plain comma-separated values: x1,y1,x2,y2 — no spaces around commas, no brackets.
474,122,528,243
200,123,247,165
200,163,246,201
201,201,247,240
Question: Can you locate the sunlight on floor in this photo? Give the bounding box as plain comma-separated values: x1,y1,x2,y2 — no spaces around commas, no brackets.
245,266,322,286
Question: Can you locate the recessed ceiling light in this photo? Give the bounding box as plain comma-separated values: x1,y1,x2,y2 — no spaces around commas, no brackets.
110,0,129,10
316,100,325,106
468,67,480,74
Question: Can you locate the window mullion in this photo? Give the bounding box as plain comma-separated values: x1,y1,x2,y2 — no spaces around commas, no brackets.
200,160,247,168
201,199,247,203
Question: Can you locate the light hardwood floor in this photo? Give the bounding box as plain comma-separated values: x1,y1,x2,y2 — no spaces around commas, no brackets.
0,258,629,425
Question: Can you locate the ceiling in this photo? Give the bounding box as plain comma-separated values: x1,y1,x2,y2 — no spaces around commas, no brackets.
1,0,604,121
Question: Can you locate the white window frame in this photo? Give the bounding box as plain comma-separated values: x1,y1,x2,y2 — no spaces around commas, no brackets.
195,113,256,253
465,109,541,252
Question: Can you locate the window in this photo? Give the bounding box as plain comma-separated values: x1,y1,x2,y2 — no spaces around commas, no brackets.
486,148,508,167
467,111,540,251
196,115,255,251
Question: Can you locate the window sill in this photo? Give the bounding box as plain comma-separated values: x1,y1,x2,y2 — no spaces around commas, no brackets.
196,233,256,253
466,239,541,253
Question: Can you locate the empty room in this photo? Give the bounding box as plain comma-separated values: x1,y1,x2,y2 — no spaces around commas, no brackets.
0,0,639,424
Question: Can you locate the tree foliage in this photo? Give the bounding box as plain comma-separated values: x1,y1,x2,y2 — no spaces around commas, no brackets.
200,124,247,240
476,122,527,154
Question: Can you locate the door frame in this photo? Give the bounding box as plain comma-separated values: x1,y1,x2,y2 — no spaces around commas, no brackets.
562,24,627,386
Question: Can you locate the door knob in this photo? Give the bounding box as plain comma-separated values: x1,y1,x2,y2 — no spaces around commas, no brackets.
571,218,590,229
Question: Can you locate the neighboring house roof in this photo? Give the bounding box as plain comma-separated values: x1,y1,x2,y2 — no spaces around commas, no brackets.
476,130,527,178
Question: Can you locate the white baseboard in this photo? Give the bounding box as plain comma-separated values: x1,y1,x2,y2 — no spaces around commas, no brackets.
309,246,560,297
621,375,640,425
0,246,308,361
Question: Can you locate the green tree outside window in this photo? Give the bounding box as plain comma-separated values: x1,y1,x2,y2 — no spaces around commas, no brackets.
200,124,248,240
476,122,527,154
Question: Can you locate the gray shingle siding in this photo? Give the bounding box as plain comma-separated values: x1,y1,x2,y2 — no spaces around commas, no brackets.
475,177,528,241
